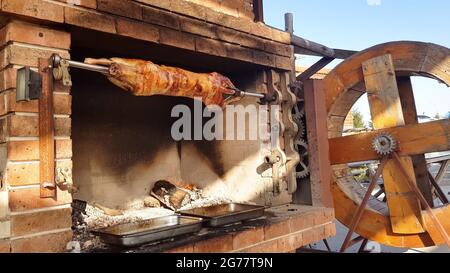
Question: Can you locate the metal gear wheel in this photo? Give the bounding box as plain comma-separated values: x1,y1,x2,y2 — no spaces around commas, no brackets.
372,133,397,155
294,139,310,178
293,103,305,122
295,118,306,139
294,139,308,157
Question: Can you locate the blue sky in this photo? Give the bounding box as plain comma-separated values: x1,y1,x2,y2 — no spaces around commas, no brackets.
263,0,450,121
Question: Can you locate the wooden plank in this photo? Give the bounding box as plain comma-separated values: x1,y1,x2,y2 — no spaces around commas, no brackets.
435,160,449,184
297,57,334,82
398,76,434,207
253,0,264,22
38,58,55,198
362,54,424,234
392,153,450,247
304,80,333,208
428,172,449,204
329,119,450,164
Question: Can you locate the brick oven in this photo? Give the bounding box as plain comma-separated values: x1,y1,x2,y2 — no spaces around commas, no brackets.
0,0,335,253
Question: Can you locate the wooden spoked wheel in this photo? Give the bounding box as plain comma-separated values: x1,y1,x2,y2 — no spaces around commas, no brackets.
324,41,450,248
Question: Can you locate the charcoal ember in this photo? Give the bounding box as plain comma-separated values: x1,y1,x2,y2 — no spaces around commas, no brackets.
143,196,161,208
72,199,87,228
151,180,191,210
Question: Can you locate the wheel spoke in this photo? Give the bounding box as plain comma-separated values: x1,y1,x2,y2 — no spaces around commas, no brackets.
329,119,450,164
325,41,450,247
363,55,424,234
398,76,434,207
382,157,425,233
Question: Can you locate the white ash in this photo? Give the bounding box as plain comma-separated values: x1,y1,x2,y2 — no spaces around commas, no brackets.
119,196,161,210
178,192,232,211
83,204,174,230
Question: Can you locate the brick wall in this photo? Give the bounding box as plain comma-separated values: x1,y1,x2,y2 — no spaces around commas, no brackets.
188,0,255,20
0,0,293,71
0,20,72,253
166,205,336,253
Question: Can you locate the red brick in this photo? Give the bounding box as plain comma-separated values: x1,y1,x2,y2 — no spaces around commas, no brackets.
289,212,314,232
252,50,276,68
0,119,6,143
116,18,159,43
98,0,142,20
264,41,293,57
270,28,291,44
194,0,221,11
53,94,72,115
230,31,265,50
9,187,72,212
240,240,278,253
218,0,240,17
238,1,254,20
216,27,251,47
232,227,264,250
1,0,64,23
56,0,97,9
0,89,71,116
11,230,72,253
0,67,16,92
160,28,195,51
0,43,70,70
0,21,70,49
125,0,289,46
11,208,72,237
64,6,116,33
275,55,293,70
193,235,233,253
250,22,273,40
8,115,39,138
1,115,71,139
179,17,215,38
165,244,194,253
312,211,327,226
226,44,253,63
134,0,172,10
54,117,72,137
170,0,208,19
54,81,71,94
142,5,181,29
301,228,320,246
195,37,227,57
0,239,11,253
8,139,72,161
264,220,291,240
205,10,249,33
6,160,72,186
0,95,5,116
276,235,298,253
324,208,335,220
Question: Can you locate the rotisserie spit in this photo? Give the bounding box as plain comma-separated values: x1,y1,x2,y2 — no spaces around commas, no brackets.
85,58,238,107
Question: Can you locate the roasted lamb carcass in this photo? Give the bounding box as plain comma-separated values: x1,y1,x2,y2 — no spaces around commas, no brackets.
84,58,239,107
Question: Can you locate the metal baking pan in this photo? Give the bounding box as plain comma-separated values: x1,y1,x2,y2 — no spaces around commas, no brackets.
91,215,203,247
179,203,265,227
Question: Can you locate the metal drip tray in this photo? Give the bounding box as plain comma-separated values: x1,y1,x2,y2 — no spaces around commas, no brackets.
179,203,265,227
91,215,203,247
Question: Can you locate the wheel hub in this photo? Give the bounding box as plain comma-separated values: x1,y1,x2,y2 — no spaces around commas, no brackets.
372,134,397,155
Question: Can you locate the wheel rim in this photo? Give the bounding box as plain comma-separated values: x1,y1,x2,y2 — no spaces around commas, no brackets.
324,41,450,248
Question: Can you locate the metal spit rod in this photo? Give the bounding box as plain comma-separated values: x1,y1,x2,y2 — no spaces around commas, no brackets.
51,54,268,100
52,54,110,75
228,87,265,99
65,59,110,75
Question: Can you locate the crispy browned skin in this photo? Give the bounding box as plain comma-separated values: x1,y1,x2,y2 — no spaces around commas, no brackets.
85,58,236,107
